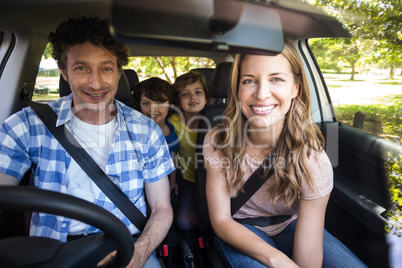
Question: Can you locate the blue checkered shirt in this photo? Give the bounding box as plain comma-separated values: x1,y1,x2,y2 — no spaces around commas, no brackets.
0,94,175,242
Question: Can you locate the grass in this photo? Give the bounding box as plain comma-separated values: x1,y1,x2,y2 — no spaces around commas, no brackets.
32,93,59,102
378,81,402,86
338,79,365,82
327,84,345,88
334,94,402,144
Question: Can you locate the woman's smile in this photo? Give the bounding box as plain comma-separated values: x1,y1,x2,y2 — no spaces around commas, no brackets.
250,104,277,114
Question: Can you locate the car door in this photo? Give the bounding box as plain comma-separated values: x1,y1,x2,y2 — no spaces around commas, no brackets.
299,39,399,267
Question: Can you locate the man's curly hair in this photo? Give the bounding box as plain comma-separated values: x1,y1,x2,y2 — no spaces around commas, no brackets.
48,16,129,71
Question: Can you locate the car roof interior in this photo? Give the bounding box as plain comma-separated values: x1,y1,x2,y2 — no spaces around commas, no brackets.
0,0,349,59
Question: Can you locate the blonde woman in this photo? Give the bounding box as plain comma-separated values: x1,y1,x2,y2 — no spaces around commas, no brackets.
203,41,366,268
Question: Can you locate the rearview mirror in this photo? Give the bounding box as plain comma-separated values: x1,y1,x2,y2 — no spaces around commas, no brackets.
111,0,284,55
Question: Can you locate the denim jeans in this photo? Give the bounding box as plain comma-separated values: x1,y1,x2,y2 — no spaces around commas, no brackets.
214,220,367,268
132,238,161,268
142,251,160,268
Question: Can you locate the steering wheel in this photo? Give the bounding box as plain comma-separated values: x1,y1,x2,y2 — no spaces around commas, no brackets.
0,186,134,268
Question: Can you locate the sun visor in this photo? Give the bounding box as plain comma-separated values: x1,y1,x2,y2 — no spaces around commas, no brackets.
111,0,284,55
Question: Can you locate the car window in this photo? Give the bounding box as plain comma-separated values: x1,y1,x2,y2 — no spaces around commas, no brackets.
309,38,401,144
309,37,402,237
128,56,216,83
33,44,216,103
32,43,60,103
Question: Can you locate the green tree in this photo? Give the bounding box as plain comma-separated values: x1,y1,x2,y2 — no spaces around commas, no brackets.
313,0,402,79
333,39,360,80
309,38,341,72
43,43,52,59
127,56,215,83
309,38,366,80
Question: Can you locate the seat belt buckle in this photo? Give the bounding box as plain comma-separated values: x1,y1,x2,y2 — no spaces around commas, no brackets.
163,244,169,256
198,237,204,248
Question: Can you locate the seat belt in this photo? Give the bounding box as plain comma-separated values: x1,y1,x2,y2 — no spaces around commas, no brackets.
28,101,147,232
230,158,274,215
230,154,291,223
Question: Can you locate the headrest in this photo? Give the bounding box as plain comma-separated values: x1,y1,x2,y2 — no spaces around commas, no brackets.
124,69,139,91
59,71,132,104
190,68,214,90
59,75,71,98
210,62,232,99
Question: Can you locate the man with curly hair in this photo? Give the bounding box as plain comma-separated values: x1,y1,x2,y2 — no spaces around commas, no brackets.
0,16,174,268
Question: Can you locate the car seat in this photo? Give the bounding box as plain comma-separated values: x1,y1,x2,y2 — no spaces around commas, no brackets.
194,62,232,268
190,68,214,91
124,69,140,93
191,67,228,105
58,71,133,105
160,63,231,268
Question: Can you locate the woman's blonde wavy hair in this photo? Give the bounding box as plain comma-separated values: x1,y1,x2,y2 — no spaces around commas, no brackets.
212,41,324,207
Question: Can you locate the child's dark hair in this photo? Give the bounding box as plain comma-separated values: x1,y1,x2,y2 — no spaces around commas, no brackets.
133,77,173,111
171,71,211,106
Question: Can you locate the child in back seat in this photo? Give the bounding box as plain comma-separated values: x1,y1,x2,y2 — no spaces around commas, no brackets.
133,77,179,188
169,71,211,231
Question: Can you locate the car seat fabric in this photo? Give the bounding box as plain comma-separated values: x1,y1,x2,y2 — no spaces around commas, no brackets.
194,62,232,268
195,62,232,237
190,67,214,91
58,71,132,105
124,69,140,93
209,63,232,100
